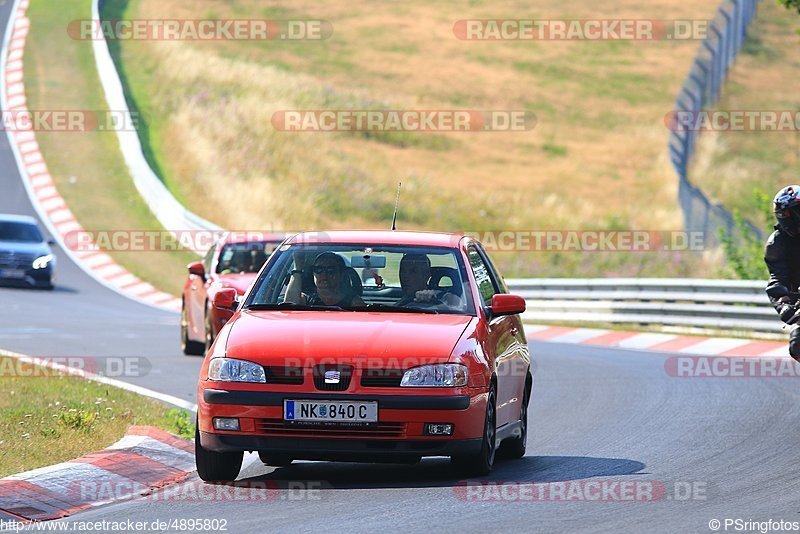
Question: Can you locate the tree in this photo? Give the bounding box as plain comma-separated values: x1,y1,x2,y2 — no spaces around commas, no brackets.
779,0,800,13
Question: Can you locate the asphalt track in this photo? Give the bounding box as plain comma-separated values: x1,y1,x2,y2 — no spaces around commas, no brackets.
3,2,800,532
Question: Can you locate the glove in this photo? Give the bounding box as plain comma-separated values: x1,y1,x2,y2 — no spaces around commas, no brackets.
778,301,800,324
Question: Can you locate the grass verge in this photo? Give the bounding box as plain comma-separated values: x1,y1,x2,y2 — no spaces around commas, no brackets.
104,0,729,278
0,356,194,478
23,0,197,296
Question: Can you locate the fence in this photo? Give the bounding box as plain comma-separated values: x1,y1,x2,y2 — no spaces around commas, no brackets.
668,0,762,247
507,278,782,335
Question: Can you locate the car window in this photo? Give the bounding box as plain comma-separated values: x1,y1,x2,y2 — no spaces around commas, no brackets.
0,221,43,243
245,244,476,315
467,245,499,306
475,243,508,294
216,241,280,274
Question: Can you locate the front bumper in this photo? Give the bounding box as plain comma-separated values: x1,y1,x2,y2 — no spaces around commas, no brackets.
200,432,482,461
0,266,54,288
198,386,487,459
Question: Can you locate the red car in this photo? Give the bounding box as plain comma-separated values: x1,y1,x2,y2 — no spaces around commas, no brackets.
181,234,284,355
195,230,531,480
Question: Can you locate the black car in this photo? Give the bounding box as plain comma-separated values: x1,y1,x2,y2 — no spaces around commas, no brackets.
0,214,56,289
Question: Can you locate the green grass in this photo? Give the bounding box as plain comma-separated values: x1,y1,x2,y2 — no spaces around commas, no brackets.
24,0,197,295
0,356,194,478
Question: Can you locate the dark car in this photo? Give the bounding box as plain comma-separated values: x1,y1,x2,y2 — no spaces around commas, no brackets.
0,214,56,290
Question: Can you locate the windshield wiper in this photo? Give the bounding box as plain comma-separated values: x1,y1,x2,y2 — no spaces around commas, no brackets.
347,303,439,314
244,302,347,312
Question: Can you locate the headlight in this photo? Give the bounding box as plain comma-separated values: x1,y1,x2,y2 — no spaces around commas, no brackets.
400,364,468,387
208,358,266,383
32,254,54,269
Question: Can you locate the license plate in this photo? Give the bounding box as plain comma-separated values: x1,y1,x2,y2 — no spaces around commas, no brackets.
0,268,26,279
284,400,378,423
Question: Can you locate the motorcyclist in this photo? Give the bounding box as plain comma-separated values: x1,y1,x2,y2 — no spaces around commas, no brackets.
765,185,800,361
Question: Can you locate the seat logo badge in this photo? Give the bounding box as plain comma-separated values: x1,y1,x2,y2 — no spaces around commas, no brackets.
324,370,341,384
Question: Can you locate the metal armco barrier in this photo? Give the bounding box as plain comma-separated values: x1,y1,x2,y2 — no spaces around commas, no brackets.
506,278,783,333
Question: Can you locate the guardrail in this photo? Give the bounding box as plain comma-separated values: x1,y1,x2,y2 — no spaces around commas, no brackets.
505,278,784,334
669,0,762,246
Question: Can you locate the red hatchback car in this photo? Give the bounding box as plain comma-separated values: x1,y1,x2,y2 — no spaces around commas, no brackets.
181,234,284,355
196,231,531,480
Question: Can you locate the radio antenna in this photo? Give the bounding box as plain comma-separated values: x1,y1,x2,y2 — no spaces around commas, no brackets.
391,182,402,231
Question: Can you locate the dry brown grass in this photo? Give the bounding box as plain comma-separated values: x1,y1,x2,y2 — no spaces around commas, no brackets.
112,0,731,275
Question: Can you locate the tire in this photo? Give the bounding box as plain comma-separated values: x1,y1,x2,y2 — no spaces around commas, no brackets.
258,451,293,467
181,301,205,356
195,425,243,482
497,378,530,460
451,384,497,477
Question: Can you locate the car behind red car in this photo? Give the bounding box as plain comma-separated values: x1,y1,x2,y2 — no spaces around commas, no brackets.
181,234,283,355
196,230,531,480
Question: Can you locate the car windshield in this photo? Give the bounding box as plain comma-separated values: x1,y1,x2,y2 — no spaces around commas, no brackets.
245,244,475,315
216,241,280,274
0,221,43,243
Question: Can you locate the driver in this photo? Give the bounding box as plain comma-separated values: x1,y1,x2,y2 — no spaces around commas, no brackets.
285,251,364,307
396,253,462,308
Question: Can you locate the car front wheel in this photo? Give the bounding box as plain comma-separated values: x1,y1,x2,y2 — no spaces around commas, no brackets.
451,384,496,477
195,426,243,482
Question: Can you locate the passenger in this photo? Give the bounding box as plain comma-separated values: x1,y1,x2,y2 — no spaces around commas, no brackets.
285,251,364,307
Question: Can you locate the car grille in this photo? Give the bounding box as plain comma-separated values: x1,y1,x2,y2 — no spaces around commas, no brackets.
313,364,353,391
265,366,304,385
256,419,406,437
361,369,404,388
0,251,35,270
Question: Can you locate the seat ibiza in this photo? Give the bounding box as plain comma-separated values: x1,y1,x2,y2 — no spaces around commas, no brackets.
195,231,531,480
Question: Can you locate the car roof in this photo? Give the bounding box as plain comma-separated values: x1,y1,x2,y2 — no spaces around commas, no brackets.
0,214,39,225
284,230,467,248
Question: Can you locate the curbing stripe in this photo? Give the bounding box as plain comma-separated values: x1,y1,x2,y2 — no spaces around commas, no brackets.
0,427,195,521
0,0,181,314
525,324,790,358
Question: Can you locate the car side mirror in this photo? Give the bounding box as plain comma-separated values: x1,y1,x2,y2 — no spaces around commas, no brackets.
213,288,238,312
187,261,205,279
489,294,526,317
47,238,56,246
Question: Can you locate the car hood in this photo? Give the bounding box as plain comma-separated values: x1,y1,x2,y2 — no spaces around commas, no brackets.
224,311,474,366
0,240,50,257
215,273,258,294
